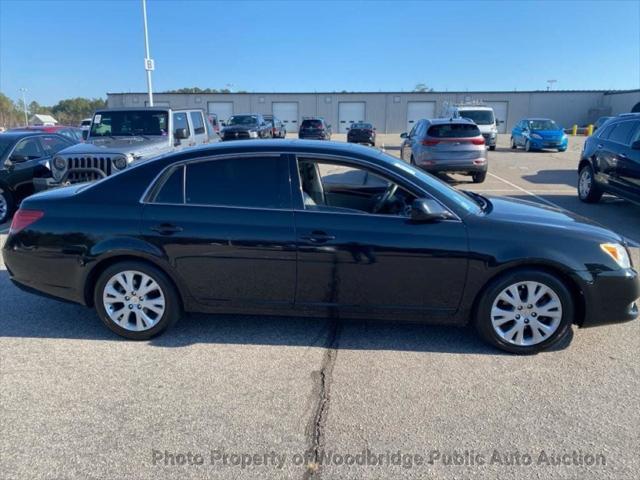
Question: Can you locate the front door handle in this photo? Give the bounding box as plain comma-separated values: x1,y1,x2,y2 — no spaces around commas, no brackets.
150,223,183,235
300,231,336,243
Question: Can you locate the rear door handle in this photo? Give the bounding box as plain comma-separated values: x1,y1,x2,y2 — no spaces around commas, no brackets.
300,231,336,243
150,223,183,235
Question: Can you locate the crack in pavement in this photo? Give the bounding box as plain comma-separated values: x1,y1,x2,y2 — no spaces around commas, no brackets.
303,318,341,480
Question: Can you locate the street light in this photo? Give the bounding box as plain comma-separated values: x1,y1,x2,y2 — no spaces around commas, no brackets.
141,0,154,106
19,88,28,126
546,80,557,91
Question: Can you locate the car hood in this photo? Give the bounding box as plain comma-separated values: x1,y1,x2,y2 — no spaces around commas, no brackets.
222,125,257,133
484,196,623,243
56,136,171,157
531,129,564,138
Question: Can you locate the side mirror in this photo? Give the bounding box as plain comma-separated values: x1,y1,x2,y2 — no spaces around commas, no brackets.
82,130,89,140
174,128,188,140
410,198,453,223
9,154,28,163
400,132,408,138
632,140,640,150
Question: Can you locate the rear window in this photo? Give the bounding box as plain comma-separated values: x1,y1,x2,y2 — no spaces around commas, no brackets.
351,123,373,130
301,120,323,128
427,123,481,138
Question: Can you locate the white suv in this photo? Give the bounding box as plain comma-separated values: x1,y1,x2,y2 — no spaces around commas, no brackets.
441,105,499,150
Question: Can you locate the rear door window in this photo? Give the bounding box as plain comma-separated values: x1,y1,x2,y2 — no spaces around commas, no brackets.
12,137,44,160
427,124,481,138
608,121,637,145
185,156,291,208
189,112,206,135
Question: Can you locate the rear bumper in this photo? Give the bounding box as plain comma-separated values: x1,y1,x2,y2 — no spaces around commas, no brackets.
418,160,488,174
573,268,640,327
299,134,328,140
348,135,375,144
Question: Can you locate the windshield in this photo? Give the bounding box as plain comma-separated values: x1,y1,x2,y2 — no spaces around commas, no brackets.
458,110,494,125
378,150,481,214
351,123,373,130
227,115,258,126
89,110,169,137
528,119,559,131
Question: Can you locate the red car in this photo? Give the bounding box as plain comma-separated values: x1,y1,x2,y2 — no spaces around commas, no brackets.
10,125,84,142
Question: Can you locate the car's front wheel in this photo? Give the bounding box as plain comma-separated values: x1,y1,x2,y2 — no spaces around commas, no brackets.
0,187,15,224
510,137,517,149
578,164,603,203
525,140,533,152
475,269,574,354
94,261,181,340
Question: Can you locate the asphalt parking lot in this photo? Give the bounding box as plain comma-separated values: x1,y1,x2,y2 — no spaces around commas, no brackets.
1,135,639,479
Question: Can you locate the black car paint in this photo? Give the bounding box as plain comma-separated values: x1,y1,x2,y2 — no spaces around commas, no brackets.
3,140,638,329
221,114,272,141
299,119,331,140
580,114,640,204
347,125,376,145
0,132,76,216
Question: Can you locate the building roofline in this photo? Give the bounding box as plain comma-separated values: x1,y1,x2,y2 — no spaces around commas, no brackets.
107,89,640,96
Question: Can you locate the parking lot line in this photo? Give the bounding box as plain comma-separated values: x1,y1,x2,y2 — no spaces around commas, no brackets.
487,172,564,209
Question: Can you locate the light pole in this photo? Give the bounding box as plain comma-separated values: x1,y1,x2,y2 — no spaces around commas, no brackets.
546,80,557,91
142,0,154,106
19,88,28,126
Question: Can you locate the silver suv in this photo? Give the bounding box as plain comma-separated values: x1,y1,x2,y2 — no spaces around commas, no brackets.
399,118,488,183
39,107,218,189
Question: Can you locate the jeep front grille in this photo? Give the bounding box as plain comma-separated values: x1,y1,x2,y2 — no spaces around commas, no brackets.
65,156,113,183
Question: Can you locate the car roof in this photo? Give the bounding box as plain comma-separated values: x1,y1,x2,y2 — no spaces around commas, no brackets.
456,106,492,111
428,118,477,125
0,130,49,140
523,118,555,121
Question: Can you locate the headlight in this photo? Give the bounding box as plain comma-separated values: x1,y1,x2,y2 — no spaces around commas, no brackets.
113,156,128,170
53,156,66,170
600,243,631,269
249,131,258,138
530,133,543,140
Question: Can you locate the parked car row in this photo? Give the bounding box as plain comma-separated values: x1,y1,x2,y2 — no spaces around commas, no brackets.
4,139,637,354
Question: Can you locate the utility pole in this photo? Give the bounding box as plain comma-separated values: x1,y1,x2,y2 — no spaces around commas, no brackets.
19,88,28,126
142,0,154,106
546,79,557,91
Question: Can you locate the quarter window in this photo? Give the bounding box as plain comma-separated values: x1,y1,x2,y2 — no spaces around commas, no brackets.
185,156,291,208
189,112,206,135
154,166,184,204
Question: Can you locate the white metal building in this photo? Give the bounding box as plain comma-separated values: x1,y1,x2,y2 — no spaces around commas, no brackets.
107,90,640,134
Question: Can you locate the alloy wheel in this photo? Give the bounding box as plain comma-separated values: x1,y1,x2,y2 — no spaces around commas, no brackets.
578,168,592,199
0,192,7,223
102,270,166,332
490,281,563,346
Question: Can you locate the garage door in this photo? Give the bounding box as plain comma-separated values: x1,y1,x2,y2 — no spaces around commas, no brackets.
406,102,436,132
272,102,299,134
338,102,365,133
485,101,509,133
207,102,233,124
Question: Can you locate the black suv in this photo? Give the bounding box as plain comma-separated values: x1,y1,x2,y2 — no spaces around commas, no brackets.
0,131,76,223
578,113,640,204
298,118,331,140
221,114,272,141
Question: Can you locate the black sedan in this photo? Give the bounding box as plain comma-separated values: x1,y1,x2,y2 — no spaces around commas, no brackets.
347,122,376,146
0,131,76,223
3,140,638,353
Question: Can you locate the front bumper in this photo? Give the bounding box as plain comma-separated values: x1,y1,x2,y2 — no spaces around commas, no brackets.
573,268,640,327
530,137,568,150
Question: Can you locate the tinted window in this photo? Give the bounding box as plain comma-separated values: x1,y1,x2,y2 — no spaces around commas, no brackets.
351,123,373,130
629,121,640,144
40,135,71,155
458,110,494,125
227,115,259,126
599,123,617,139
12,137,43,159
301,119,323,129
155,166,184,204
427,124,481,138
609,121,637,145
189,112,206,135
185,157,290,208
173,112,190,135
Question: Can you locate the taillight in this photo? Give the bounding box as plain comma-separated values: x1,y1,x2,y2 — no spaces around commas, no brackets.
9,209,44,234
472,138,486,145
421,139,440,146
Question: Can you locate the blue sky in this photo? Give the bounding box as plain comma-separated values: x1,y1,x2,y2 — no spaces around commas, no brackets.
1,0,638,105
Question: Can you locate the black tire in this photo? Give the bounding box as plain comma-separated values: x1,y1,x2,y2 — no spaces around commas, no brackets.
578,163,603,203
94,261,182,340
0,186,15,224
410,155,416,166
474,269,574,354
489,145,496,151
510,137,517,149
472,171,487,183
525,140,532,152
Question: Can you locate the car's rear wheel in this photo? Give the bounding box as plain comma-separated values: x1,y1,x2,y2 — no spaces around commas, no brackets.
489,145,496,151
475,269,574,354
510,137,517,149
0,187,15,224
94,261,181,340
578,164,603,203
472,172,487,183
410,155,416,166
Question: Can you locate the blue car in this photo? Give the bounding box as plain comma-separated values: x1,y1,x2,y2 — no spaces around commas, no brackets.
511,118,568,152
